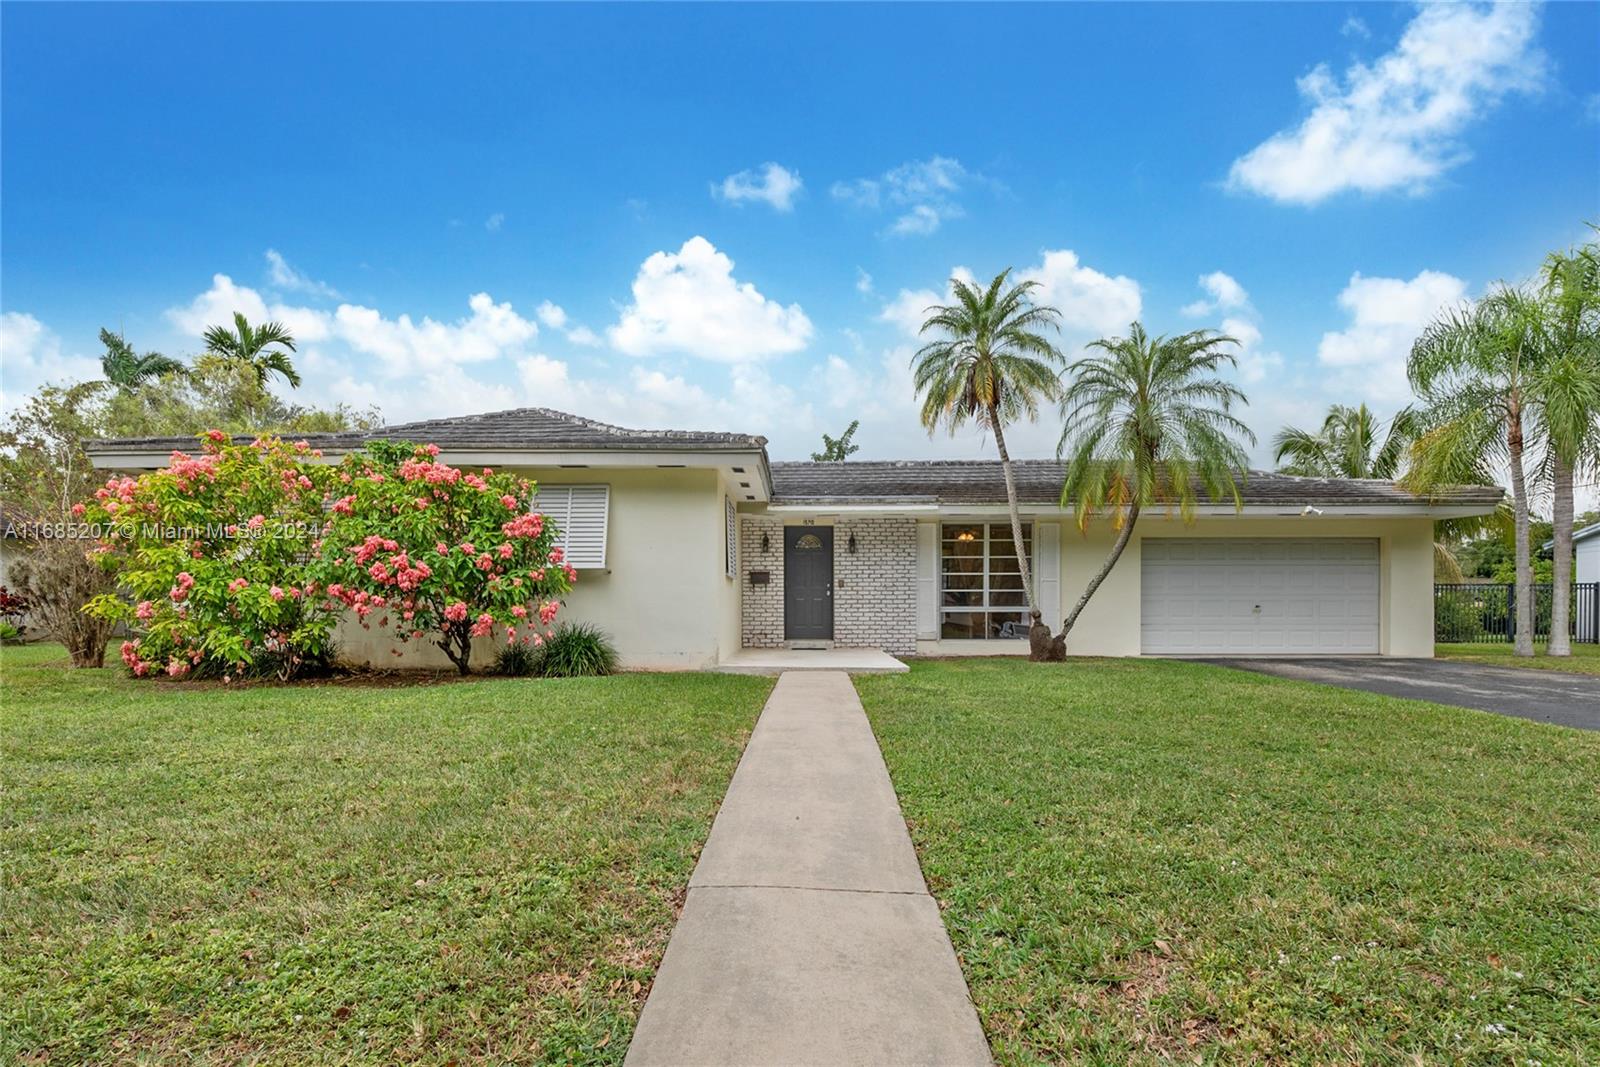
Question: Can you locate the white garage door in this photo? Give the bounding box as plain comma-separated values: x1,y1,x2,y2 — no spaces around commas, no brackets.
1141,538,1379,655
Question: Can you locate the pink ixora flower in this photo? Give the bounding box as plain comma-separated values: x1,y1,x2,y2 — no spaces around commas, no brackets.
444,602,469,623
500,494,518,509
135,600,155,621
269,586,286,601
227,578,248,594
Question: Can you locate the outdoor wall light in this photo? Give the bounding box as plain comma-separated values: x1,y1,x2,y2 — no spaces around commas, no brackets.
761,532,771,553
848,532,858,554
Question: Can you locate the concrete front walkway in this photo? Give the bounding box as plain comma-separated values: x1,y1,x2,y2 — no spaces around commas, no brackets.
625,671,990,1066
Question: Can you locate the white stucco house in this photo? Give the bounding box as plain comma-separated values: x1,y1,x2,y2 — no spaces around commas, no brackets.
88,407,1504,669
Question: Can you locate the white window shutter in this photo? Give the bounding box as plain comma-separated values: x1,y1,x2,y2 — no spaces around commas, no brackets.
916,522,938,638
1036,522,1060,624
724,496,737,578
534,485,609,569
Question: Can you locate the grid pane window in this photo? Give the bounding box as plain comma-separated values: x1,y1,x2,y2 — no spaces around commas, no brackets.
939,523,1032,639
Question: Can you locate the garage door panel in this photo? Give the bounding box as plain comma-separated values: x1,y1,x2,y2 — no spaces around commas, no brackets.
1141,538,1379,655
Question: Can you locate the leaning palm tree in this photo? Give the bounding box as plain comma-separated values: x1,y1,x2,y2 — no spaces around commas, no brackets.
913,270,1065,635
98,329,185,391
1405,284,1550,657
1272,403,1417,479
1050,324,1254,647
1533,237,1600,656
202,312,302,389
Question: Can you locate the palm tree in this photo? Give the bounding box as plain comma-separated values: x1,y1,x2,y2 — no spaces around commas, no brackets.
1052,324,1254,645
912,270,1065,637
1270,403,1466,579
1534,237,1600,656
1406,285,1549,657
202,312,302,389
1272,403,1417,479
98,329,185,390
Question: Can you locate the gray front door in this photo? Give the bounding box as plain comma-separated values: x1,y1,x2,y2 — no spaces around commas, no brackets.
784,526,833,640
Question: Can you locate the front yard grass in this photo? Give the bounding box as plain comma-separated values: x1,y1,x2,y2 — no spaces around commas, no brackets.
858,658,1600,1064
1,643,771,1065
1437,641,1600,675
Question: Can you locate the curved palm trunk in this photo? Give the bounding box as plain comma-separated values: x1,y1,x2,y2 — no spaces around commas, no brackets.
1506,400,1534,658
1549,453,1574,657
989,414,1035,614
1061,504,1140,636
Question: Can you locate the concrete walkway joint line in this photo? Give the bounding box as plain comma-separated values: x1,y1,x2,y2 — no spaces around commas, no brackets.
625,670,991,1066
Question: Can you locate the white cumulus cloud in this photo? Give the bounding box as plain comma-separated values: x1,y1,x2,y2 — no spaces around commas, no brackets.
713,162,804,212
1182,271,1252,317
1017,250,1142,340
1228,2,1545,204
0,312,105,412
1316,269,1469,405
607,236,813,361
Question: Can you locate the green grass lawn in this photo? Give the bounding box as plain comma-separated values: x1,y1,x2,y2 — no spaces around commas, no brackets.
1,643,771,1065
858,659,1600,1065
1437,641,1600,675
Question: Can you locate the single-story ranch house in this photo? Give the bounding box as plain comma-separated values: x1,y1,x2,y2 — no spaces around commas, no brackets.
88,407,1503,669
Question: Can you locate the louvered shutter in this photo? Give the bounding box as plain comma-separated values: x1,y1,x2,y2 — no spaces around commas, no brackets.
916,522,938,638
1036,522,1060,623
534,485,609,569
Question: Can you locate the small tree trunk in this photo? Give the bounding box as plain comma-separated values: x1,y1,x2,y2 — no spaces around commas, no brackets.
1549,452,1574,657
437,625,473,675
1061,504,1141,639
1506,401,1534,657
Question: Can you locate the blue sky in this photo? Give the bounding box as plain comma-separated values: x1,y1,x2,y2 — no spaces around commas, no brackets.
3,2,1597,496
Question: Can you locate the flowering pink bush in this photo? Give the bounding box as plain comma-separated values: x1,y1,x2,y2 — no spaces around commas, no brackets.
311,440,574,674
82,432,337,679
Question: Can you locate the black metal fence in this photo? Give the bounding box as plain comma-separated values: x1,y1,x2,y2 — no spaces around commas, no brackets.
1435,582,1600,643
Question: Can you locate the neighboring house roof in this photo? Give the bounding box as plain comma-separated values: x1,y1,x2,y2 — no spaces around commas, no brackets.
769,460,1504,510
1544,521,1600,551
85,406,768,456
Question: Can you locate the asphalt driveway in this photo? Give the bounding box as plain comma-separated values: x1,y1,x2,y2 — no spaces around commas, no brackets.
1201,657,1600,731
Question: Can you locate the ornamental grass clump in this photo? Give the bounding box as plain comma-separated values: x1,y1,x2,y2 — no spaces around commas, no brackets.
531,622,618,677
311,440,576,675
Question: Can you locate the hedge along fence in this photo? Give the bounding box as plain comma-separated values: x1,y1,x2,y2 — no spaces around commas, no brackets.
1434,582,1600,644
82,433,577,679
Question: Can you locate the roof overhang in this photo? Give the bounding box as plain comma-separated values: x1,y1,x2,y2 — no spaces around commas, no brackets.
88,445,777,502
762,501,1498,519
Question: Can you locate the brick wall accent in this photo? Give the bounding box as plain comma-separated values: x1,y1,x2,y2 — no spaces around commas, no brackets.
739,515,786,648
833,518,918,655
739,515,918,654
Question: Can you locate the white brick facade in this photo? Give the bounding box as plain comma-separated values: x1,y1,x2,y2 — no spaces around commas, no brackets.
739,515,786,648
738,515,918,655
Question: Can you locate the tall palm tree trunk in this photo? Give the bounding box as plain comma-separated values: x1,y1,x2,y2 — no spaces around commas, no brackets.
989,414,1035,615
1506,402,1534,657
1061,505,1141,635
1549,453,1574,657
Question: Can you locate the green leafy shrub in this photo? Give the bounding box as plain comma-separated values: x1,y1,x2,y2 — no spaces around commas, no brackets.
533,622,618,678
493,642,541,677
0,620,23,645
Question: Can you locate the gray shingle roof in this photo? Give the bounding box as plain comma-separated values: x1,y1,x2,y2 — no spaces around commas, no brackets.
769,460,1503,508
86,407,768,455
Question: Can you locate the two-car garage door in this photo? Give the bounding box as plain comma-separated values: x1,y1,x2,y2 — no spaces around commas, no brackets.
1140,538,1379,655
